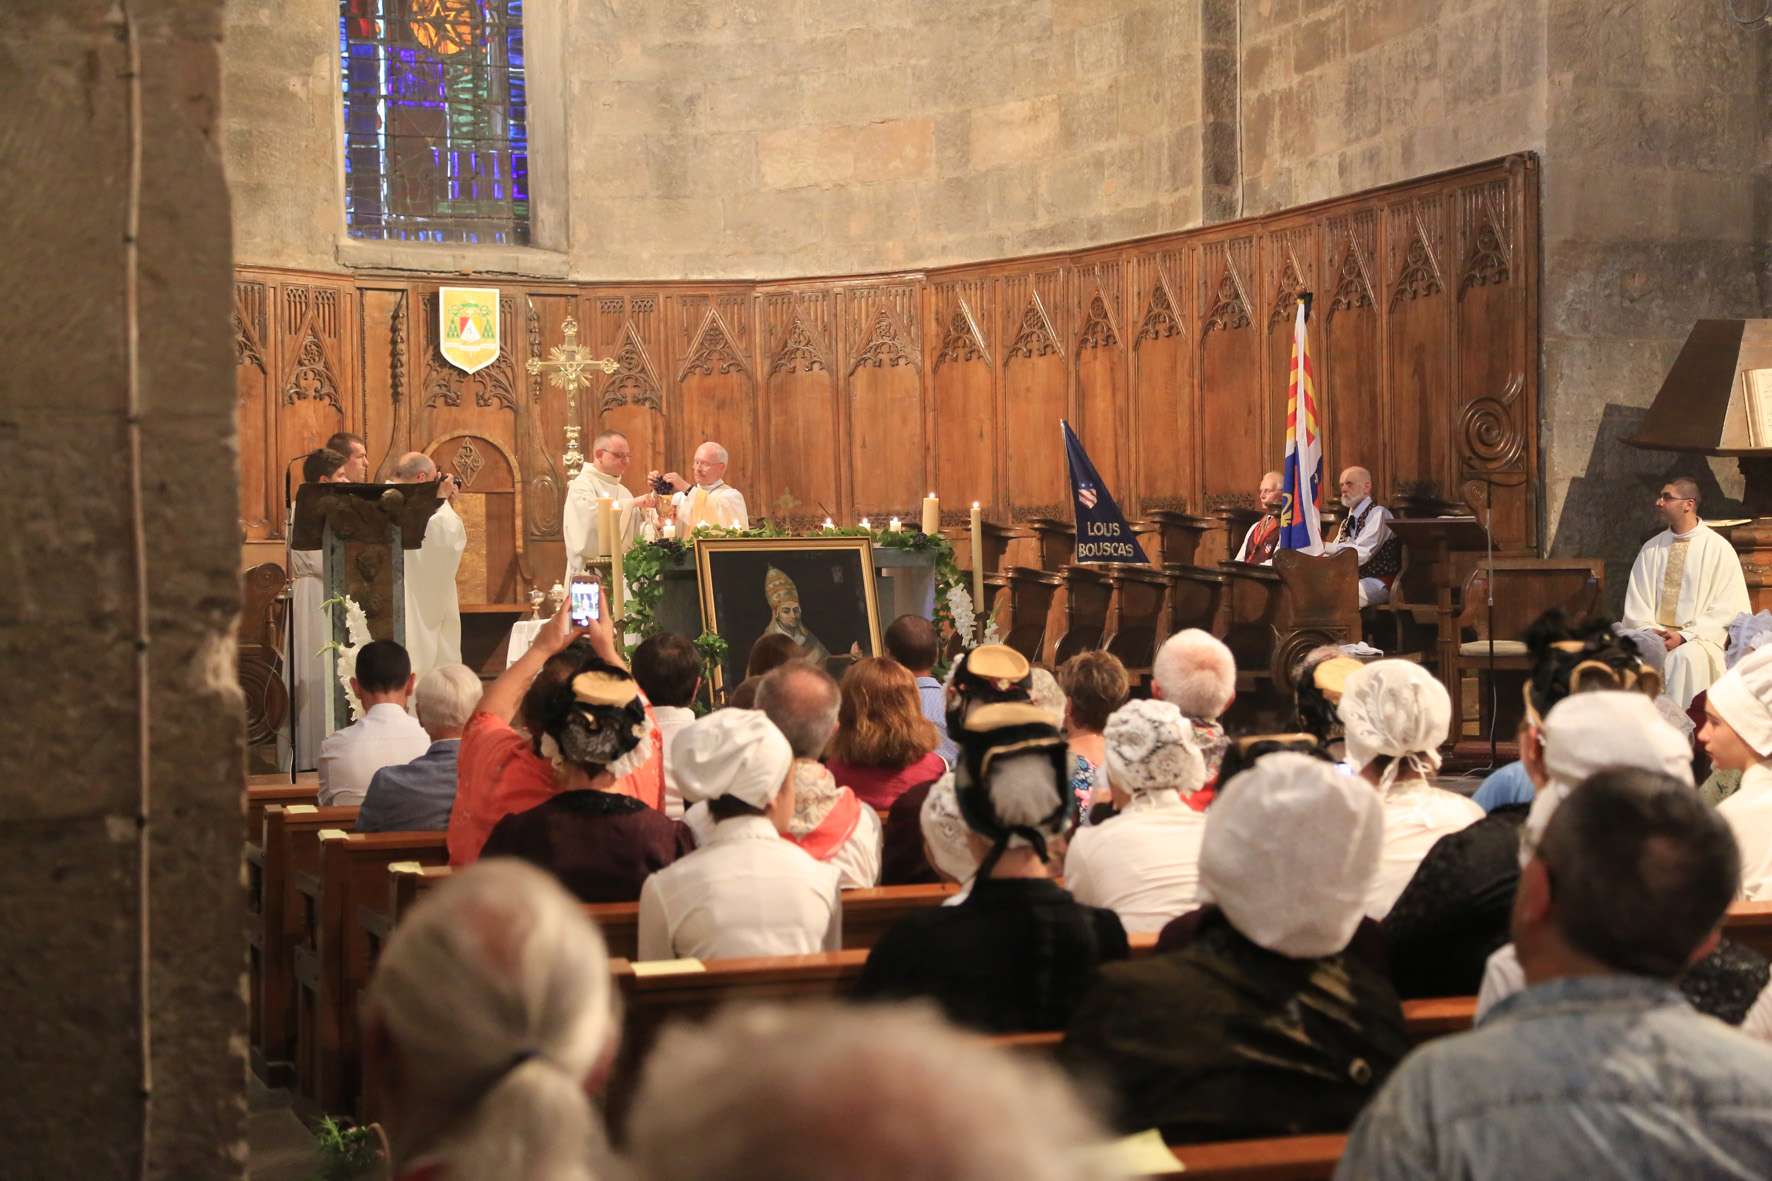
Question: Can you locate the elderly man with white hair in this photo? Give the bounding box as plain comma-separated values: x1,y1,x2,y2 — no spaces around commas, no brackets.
356,663,481,833
628,1002,1123,1181
637,709,841,960
1065,700,1210,932
854,701,1129,1031
1151,628,1236,799
1699,643,1772,900
1061,752,1410,1145
1324,465,1400,608
651,440,749,532
1338,660,1483,918
365,859,621,1181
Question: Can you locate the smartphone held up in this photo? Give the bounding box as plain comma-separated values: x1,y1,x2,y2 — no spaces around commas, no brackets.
569,577,601,626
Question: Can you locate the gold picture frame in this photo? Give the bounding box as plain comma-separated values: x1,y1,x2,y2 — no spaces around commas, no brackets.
694,535,883,695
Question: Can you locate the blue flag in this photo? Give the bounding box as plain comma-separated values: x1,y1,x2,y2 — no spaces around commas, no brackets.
1062,420,1143,563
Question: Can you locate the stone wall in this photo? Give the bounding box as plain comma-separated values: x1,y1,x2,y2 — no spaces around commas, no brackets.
0,2,246,1176
223,0,1206,279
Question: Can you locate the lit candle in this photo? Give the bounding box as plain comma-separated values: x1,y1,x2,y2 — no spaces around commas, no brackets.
823,517,835,532
662,521,677,541
889,516,902,533
922,493,940,536
970,502,985,640
859,517,871,529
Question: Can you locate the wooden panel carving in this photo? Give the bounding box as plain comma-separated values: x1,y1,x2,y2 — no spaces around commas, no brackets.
234,155,1544,590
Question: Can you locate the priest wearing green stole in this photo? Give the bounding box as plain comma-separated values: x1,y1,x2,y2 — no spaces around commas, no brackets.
1621,478,1750,709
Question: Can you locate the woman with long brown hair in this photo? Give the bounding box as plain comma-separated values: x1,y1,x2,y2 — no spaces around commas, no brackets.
824,657,947,810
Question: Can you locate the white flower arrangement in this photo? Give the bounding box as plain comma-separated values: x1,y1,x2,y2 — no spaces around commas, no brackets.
947,585,976,645
318,595,372,722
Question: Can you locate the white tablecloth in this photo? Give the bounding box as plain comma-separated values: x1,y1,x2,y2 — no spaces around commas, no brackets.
506,619,547,667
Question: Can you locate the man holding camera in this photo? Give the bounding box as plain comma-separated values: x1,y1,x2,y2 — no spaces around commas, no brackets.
391,451,467,688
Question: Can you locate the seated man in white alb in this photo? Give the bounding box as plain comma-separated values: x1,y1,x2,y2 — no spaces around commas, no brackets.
652,440,749,532
1692,644,1772,900
317,639,431,806
1323,466,1400,608
1232,470,1286,564
1621,477,1750,709
1064,699,1209,933
1338,660,1483,919
388,451,467,688
637,709,842,960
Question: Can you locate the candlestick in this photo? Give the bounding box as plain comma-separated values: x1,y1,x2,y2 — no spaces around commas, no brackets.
597,497,615,558
970,502,985,641
889,516,902,533
611,525,626,633
921,493,940,536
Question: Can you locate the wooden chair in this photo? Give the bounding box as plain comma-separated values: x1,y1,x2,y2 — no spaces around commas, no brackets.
1102,562,1171,676
1053,564,1114,666
988,566,1064,664
1219,550,1361,695
249,803,359,1085
1136,511,1217,567
1164,563,1226,636
238,562,290,747
291,829,448,1114
1444,558,1603,755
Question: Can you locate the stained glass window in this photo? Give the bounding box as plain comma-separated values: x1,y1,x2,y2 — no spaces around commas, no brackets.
341,0,529,244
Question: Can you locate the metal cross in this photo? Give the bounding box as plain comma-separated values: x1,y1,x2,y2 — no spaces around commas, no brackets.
525,317,618,478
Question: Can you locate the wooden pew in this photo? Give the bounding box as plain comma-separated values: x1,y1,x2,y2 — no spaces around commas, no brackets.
988,565,1064,664
1054,564,1113,665
1169,1133,1346,1180
249,803,359,1085
1219,549,1361,700
1726,900,1772,961
247,779,319,841
292,829,449,1114
1101,562,1171,677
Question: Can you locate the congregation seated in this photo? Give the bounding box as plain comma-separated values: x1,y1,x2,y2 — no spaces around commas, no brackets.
318,639,430,807
1061,752,1409,1145
755,661,882,889
356,663,477,833
1385,626,1667,998
479,651,693,903
1028,666,1066,725
626,1002,1114,1181
1338,660,1483,919
1292,647,1361,762
638,709,842,960
1056,649,1130,821
854,689,1128,1032
1064,699,1210,933
447,604,663,866
364,859,619,1181
1699,643,1772,900
630,632,702,819
1338,769,1772,1178
1477,692,1772,1037
725,632,804,708
822,656,946,810
885,612,958,764
1149,629,1235,809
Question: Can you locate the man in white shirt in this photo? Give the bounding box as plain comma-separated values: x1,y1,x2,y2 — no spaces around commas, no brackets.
637,709,842,960
563,429,660,577
1696,645,1772,901
317,639,431,806
1324,466,1400,608
630,632,702,819
652,440,749,533
389,452,468,687
1621,478,1751,708
1065,699,1209,932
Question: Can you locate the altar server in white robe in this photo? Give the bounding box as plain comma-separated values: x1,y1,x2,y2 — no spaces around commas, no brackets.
562,430,660,576
1622,477,1750,709
652,440,749,533
292,446,349,770
391,452,467,688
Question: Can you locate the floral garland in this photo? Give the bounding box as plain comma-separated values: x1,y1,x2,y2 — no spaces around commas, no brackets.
317,594,372,722
618,523,966,666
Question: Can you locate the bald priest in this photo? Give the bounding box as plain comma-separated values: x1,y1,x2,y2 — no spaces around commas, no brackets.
1621,477,1750,709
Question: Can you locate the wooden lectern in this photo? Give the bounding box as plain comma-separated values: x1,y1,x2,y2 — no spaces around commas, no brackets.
291,482,446,727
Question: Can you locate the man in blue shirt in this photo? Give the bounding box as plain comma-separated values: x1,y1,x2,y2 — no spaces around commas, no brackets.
357,663,480,833
885,614,958,766
1339,768,1772,1180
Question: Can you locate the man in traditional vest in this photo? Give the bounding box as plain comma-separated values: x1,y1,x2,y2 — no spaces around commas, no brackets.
1324,466,1401,607
1621,477,1750,709
1233,470,1286,564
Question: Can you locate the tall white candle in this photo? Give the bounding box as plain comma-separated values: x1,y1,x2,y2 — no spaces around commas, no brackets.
922,493,940,536
970,502,985,640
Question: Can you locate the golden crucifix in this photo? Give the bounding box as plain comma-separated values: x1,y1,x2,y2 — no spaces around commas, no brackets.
525,317,618,478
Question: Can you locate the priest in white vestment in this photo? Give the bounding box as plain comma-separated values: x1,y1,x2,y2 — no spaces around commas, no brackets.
391,452,467,688
653,440,749,533
292,446,350,769
1621,478,1750,709
563,430,658,576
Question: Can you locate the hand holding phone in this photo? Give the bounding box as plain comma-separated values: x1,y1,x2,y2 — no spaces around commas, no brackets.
569,578,601,626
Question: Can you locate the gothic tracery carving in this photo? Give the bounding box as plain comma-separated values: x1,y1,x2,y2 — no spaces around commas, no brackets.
1136,283,1182,343
1392,234,1443,304
1203,268,1250,333
1461,218,1510,292
936,307,986,367
283,334,341,408
1329,242,1373,313
1077,293,1118,350
601,326,663,412
679,313,748,379
1007,299,1059,361
850,307,915,371
770,318,826,375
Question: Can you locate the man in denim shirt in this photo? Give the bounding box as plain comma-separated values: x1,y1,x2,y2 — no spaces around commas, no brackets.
1338,768,1772,1180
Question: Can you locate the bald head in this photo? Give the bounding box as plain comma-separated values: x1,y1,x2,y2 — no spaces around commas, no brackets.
754,662,840,759
1338,466,1372,508
1258,470,1285,512
692,441,728,487
392,452,438,483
